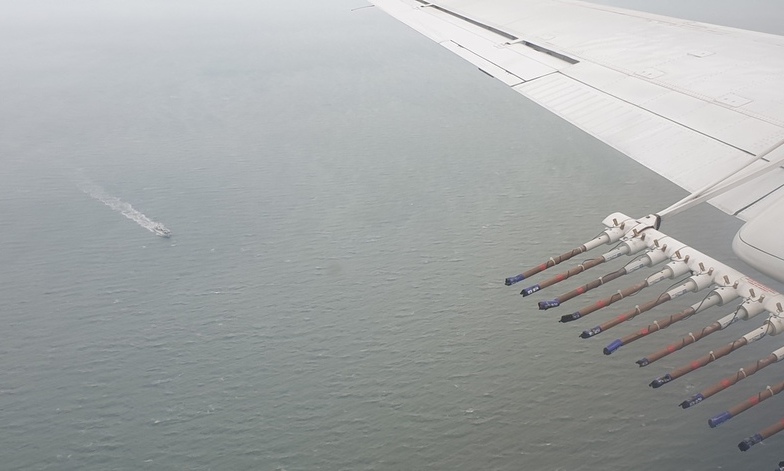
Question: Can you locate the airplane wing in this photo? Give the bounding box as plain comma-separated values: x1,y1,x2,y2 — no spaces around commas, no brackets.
369,0,784,218
370,0,784,283
369,0,784,457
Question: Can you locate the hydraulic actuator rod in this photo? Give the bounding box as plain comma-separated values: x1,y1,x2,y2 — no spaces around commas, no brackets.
559,261,690,323
520,238,648,297
520,255,606,297
559,279,646,323
637,299,767,367
503,227,625,286
583,292,672,340
538,266,626,308
539,248,667,309
649,324,769,388
680,346,784,409
582,274,713,340
604,287,736,355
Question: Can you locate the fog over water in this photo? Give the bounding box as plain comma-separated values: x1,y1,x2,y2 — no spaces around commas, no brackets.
1,1,782,470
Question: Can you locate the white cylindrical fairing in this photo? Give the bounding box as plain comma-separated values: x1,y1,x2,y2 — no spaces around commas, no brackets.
765,316,784,336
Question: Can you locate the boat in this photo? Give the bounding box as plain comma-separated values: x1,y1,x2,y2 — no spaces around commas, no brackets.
151,223,171,238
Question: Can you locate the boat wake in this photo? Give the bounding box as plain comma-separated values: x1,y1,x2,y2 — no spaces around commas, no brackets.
79,181,171,238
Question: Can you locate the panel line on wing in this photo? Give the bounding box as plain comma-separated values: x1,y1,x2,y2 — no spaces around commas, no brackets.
733,182,784,216
440,41,527,86
421,1,580,66
416,1,518,41
558,71,757,157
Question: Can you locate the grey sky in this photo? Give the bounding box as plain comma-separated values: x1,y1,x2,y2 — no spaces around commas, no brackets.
588,0,784,35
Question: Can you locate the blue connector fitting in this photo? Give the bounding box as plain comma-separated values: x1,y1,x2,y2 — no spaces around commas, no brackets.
649,374,672,389
603,339,623,355
520,284,541,297
708,411,733,428
679,393,704,409
538,299,560,310
505,274,525,286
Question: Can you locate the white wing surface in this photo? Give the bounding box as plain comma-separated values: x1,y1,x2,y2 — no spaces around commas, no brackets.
370,0,784,221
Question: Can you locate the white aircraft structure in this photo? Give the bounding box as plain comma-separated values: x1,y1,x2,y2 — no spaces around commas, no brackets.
370,0,784,458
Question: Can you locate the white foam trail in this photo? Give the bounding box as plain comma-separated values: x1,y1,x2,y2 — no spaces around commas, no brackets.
78,180,171,237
